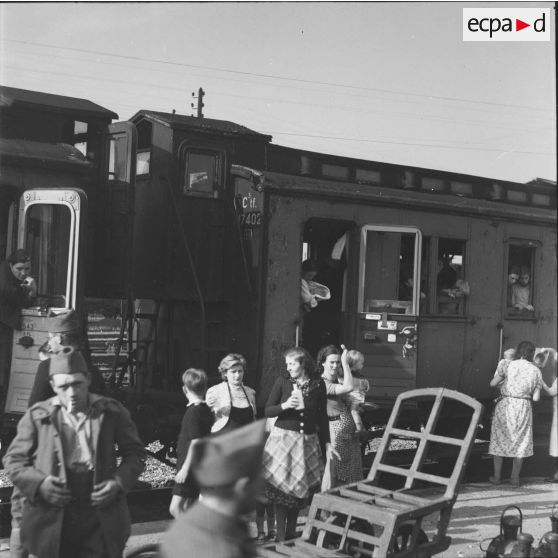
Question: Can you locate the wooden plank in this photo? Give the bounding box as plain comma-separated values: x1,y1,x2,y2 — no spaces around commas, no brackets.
411,470,450,486
352,483,429,506
274,543,318,558
337,487,376,502
311,494,395,524
294,540,349,556
307,518,348,536
426,433,464,446
389,536,452,558
343,527,382,547
375,463,414,478
388,428,425,440
334,488,413,512
308,518,383,546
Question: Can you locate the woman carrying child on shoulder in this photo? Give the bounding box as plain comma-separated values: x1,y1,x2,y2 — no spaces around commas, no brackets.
318,344,364,487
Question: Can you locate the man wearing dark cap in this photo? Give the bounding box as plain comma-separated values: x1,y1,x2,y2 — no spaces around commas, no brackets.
9,310,107,558
3,348,146,558
28,309,105,406
160,420,267,558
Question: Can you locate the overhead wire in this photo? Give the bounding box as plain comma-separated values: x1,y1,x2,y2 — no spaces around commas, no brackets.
1,38,551,113
2,39,554,163
5,62,553,136
4,40,552,121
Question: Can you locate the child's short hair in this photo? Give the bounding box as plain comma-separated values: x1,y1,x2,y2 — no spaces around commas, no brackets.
182,368,208,395
346,350,364,369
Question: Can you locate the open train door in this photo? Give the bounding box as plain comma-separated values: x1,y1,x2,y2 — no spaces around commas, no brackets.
3,189,87,424
354,225,422,402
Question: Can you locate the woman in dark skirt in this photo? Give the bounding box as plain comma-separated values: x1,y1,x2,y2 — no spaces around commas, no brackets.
206,353,257,434
262,347,338,541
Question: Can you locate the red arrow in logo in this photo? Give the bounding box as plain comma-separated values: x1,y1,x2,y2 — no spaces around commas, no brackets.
516,19,530,31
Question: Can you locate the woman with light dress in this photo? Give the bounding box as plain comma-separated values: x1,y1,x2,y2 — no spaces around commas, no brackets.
205,353,257,434
488,340,543,486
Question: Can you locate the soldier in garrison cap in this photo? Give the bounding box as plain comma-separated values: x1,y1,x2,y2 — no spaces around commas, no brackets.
28,309,105,406
160,420,267,558
4,348,146,558
10,310,106,558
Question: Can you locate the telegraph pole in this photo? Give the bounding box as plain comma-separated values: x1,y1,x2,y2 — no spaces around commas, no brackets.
191,88,205,118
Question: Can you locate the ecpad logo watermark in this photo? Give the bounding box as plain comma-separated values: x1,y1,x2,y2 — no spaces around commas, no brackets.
463,8,550,41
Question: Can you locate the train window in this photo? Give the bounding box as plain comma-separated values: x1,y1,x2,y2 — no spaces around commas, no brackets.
435,238,468,315
136,149,150,176
73,121,88,158
182,149,221,197
25,204,72,308
506,242,537,317
360,226,422,315
108,135,129,182
136,120,152,176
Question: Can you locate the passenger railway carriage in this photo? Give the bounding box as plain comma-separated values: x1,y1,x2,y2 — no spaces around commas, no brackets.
0,85,555,441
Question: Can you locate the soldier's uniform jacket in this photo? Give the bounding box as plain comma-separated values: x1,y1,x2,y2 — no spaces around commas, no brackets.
3,394,146,558
160,501,256,558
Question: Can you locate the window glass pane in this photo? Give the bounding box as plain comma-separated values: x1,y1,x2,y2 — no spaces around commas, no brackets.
108,136,129,182
507,245,535,315
74,141,87,157
108,138,116,178
362,229,418,314
420,237,431,314
136,150,150,175
436,239,468,315
183,151,218,195
25,204,71,307
74,121,88,135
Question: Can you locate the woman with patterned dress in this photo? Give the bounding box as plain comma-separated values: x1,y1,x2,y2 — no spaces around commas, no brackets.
317,345,362,487
205,353,257,434
489,340,542,486
262,347,338,541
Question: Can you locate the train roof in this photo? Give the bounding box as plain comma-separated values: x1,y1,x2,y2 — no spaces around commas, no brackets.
266,143,557,193
130,110,272,140
131,110,554,195
0,85,118,121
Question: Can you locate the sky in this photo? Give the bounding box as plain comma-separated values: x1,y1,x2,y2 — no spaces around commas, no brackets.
0,2,555,184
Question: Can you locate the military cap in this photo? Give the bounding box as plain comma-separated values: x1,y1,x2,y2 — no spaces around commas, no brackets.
48,347,88,377
47,309,80,334
192,419,266,488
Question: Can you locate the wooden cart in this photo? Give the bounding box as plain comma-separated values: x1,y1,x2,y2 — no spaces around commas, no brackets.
258,387,483,558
